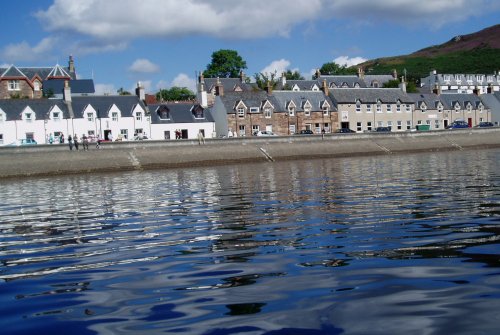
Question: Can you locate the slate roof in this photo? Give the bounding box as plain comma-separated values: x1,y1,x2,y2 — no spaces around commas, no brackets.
407,93,443,109
148,103,215,124
271,91,336,112
479,93,500,110
320,75,366,88
204,78,254,93
218,91,271,114
0,99,70,120
439,94,485,109
421,73,500,90
330,88,413,104
43,79,95,95
0,65,75,80
71,95,147,118
276,80,320,90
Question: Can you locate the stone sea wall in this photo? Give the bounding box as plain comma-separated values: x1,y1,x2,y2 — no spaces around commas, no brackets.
1,128,499,179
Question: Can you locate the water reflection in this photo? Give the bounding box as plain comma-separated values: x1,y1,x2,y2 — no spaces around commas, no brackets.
0,149,499,334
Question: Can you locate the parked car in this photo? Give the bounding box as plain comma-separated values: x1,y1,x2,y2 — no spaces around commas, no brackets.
446,120,469,129
374,127,391,132
7,139,38,146
476,121,494,128
336,128,355,133
297,129,314,135
253,130,276,136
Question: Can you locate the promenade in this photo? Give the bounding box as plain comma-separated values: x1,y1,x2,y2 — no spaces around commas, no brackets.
1,128,499,179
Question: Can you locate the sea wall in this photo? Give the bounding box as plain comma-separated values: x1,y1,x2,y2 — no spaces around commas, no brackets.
1,128,499,179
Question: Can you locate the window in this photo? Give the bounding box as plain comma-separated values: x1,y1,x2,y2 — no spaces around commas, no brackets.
324,123,330,133
323,106,329,116
237,107,245,118
405,104,411,112
376,103,382,113
252,125,260,133
356,103,361,113
288,107,295,116
438,105,443,113
396,104,401,113
377,121,384,127
34,81,40,91
315,123,321,133
24,112,33,123
52,111,61,122
289,124,296,134
136,112,142,121
158,108,170,120
26,132,34,140
366,104,372,113
250,107,259,113
164,131,170,140
87,112,94,122
120,129,128,139
397,120,402,130
8,80,20,91
406,120,412,130
239,125,245,136
417,120,422,125
387,121,393,130
386,104,392,113
367,121,372,131
264,107,272,118
357,122,362,132
112,112,118,121
434,120,440,129
426,120,431,125
304,107,311,116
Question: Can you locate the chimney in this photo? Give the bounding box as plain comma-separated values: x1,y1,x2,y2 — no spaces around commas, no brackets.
266,80,273,94
281,72,286,86
63,80,71,102
135,81,145,101
322,79,329,95
431,69,437,75
432,83,441,96
215,77,224,96
473,85,481,96
399,77,406,93
239,70,245,83
197,71,208,107
392,69,398,79
487,83,492,94
357,67,364,79
68,55,75,76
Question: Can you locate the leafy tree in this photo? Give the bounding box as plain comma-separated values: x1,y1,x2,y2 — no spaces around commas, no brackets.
383,79,400,88
117,87,131,95
284,70,304,80
254,71,278,90
315,62,357,78
203,49,247,78
43,89,55,98
156,87,195,101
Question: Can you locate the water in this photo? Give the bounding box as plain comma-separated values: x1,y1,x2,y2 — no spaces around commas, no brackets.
1,149,499,335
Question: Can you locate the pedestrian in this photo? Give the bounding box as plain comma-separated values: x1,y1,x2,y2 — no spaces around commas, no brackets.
108,132,113,142
197,130,205,145
60,133,65,144
96,135,101,149
68,135,73,150
74,134,79,150
49,133,54,144
82,134,89,151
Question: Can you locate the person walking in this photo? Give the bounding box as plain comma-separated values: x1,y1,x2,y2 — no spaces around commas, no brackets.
60,133,65,144
82,134,89,151
96,135,101,149
73,134,79,150
68,135,73,150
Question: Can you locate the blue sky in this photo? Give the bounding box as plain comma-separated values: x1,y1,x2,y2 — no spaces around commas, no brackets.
1,0,499,95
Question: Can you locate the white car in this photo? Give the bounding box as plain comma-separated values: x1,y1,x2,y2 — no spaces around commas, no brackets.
253,130,277,136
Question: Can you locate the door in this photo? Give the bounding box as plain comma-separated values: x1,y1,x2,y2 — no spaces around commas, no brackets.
468,118,472,127
341,122,349,129
444,120,449,128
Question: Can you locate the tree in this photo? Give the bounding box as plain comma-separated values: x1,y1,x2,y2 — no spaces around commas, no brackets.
117,87,131,95
284,70,304,80
383,79,400,88
254,71,278,90
203,49,247,78
156,87,195,102
315,62,357,78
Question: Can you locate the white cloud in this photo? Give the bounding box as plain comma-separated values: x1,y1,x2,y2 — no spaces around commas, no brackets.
334,56,367,67
260,59,295,76
170,73,196,92
1,37,58,62
128,59,160,74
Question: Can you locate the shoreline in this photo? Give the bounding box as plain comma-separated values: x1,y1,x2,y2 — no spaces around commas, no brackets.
1,128,500,179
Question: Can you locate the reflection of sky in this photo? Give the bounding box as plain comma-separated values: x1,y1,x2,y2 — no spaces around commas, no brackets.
0,149,499,334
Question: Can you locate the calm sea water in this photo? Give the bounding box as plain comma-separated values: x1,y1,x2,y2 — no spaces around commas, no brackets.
1,149,499,335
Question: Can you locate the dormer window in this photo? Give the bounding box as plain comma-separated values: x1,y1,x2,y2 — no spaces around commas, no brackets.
304,106,311,116
356,101,361,113
136,112,142,121
34,81,41,91
421,103,427,112
288,106,295,116
112,112,118,121
366,104,372,113
264,107,272,118
8,80,20,91
376,101,382,113
386,104,392,113
237,107,245,118
444,75,451,82
192,106,204,119
406,104,411,112
157,106,170,120
437,104,443,113
323,106,329,116
24,112,33,123
52,111,61,121
87,112,94,122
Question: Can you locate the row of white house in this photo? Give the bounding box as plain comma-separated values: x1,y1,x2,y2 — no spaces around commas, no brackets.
0,84,216,145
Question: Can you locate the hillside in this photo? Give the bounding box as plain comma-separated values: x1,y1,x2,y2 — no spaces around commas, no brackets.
357,24,500,80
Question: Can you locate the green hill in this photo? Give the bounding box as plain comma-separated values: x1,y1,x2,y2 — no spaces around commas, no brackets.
356,24,500,81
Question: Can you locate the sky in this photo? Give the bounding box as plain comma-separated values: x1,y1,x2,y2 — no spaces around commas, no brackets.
1,0,499,95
